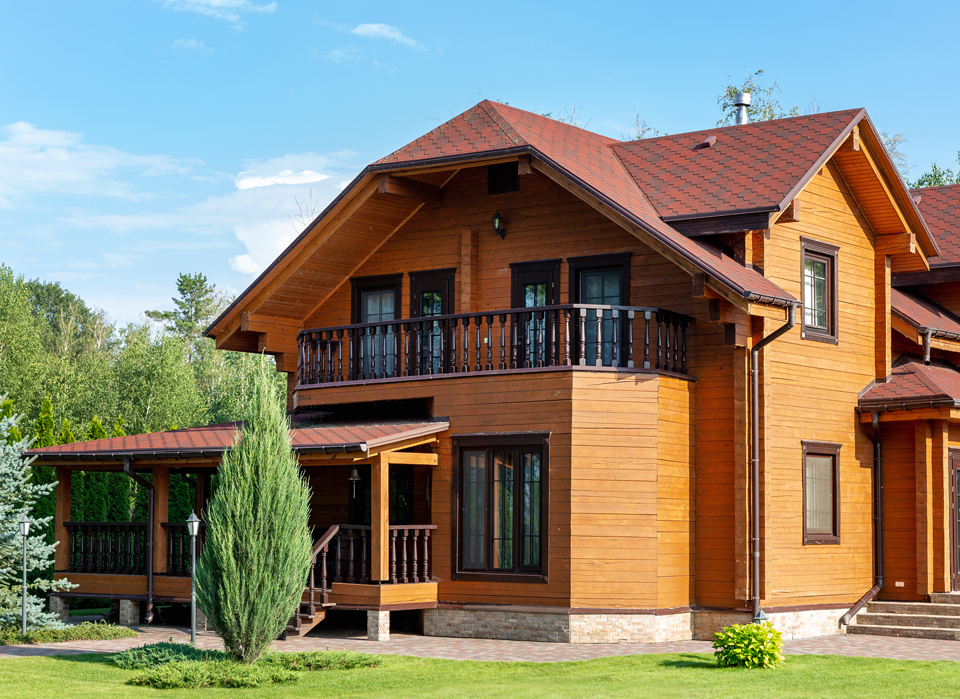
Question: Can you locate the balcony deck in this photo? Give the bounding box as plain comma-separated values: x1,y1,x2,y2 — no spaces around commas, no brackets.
296,304,692,390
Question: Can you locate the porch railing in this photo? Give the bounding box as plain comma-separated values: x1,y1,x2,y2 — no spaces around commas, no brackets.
162,522,207,577
64,522,148,575
297,304,691,387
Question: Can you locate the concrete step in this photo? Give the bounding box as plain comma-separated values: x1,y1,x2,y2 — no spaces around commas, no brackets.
929,593,960,605
857,612,960,629
867,601,960,617
848,623,960,641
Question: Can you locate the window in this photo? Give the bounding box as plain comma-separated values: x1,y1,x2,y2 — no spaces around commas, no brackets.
351,274,402,379
568,253,631,366
511,260,560,367
802,441,841,545
800,239,839,344
410,269,455,375
487,162,519,195
453,433,549,581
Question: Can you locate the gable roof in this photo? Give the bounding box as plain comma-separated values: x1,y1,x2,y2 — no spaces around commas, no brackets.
613,110,863,220
912,184,960,267
860,357,960,410
892,288,960,340
27,421,449,462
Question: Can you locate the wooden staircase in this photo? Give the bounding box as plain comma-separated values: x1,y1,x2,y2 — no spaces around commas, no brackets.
281,525,340,639
848,593,960,640
284,602,334,638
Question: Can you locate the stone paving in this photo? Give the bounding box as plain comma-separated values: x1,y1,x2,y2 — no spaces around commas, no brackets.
2,625,960,663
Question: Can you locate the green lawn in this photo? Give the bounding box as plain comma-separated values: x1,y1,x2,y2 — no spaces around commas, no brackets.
2,652,959,698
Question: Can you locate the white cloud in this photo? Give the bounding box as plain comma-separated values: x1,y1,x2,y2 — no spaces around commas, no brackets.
172,38,212,52
236,169,329,190
350,23,424,50
0,122,193,208
159,0,276,29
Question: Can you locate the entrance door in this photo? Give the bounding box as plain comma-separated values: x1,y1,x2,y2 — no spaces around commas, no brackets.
511,260,560,367
952,452,960,590
351,274,401,380
410,269,454,375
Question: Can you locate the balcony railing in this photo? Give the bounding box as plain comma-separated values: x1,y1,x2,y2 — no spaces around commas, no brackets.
65,522,148,575
297,304,691,387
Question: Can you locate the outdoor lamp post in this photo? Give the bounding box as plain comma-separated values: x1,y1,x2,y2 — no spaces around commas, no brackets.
186,511,201,646
19,514,30,636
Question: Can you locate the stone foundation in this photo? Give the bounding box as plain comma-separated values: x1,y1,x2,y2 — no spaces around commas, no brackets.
196,607,213,632
367,610,390,641
119,599,140,627
423,606,846,644
49,596,69,624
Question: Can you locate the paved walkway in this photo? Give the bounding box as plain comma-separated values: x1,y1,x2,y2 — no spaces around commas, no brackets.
2,625,959,663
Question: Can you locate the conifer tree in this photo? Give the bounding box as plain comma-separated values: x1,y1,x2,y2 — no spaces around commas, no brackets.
85,416,107,441
57,419,75,445
197,360,311,664
77,417,110,522
112,415,126,437
35,398,55,448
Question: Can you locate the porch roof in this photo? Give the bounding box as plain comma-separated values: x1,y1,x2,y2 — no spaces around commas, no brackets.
859,357,960,410
26,420,449,463
892,288,960,340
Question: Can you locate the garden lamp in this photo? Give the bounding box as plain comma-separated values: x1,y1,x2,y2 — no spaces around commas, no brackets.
186,511,200,646
19,514,30,635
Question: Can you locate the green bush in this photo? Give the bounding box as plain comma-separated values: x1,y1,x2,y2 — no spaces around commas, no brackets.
258,650,378,671
113,641,227,669
0,621,137,645
712,621,784,669
127,660,298,689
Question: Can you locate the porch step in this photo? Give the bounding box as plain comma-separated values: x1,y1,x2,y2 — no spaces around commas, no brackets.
856,612,960,630
867,601,960,617
283,610,327,638
847,623,960,641
929,592,960,605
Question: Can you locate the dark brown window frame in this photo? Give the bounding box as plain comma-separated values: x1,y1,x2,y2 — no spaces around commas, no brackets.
567,253,632,305
487,162,520,195
510,259,561,308
800,238,839,345
451,432,550,583
802,440,841,545
408,268,456,318
350,273,403,325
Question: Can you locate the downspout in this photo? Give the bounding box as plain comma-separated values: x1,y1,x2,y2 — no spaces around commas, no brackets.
123,457,155,624
841,410,884,625
750,302,799,622
923,330,932,365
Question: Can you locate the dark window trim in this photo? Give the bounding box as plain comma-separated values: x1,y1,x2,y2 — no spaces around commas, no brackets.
487,162,520,195
802,440,841,545
800,238,839,345
451,432,550,583
567,253,632,305
510,259,561,309
408,268,456,318
351,273,403,325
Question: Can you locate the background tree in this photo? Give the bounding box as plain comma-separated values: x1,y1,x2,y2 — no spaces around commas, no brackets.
717,69,799,126
197,360,311,664
0,401,74,629
145,273,220,364
0,399,22,445
912,152,960,188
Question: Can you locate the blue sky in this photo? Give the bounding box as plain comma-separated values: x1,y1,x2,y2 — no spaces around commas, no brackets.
1,0,958,324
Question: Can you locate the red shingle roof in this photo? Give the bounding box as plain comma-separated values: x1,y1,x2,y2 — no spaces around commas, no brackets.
912,184,960,267
860,358,960,408
613,110,863,219
27,421,448,461
378,100,794,304
892,288,960,338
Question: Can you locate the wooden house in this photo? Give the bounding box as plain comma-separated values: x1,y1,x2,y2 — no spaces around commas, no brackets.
29,102,960,643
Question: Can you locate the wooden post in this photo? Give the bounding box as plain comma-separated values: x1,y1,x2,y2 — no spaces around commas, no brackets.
733,340,751,601
932,421,951,592
153,466,169,574
460,230,479,314
195,472,211,516
916,421,934,596
371,454,390,582
54,467,72,571
875,255,892,381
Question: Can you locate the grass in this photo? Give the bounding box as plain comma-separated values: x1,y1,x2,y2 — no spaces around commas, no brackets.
68,607,110,617
0,622,137,646
2,652,960,698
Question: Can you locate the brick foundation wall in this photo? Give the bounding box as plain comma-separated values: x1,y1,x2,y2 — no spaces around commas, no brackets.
694,608,845,640
119,599,139,627
49,596,69,624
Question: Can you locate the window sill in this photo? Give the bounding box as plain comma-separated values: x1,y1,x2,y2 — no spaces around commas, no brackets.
803,535,840,546
453,571,548,584
801,330,838,345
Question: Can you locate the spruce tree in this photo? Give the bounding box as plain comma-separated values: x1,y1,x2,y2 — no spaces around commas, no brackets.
197,360,311,664
0,399,22,445
85,416,107,441
0,396,74,628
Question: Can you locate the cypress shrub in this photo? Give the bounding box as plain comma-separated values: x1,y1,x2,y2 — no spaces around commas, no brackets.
196,360,311,664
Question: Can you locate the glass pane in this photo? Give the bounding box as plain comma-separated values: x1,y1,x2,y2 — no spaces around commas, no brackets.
419,290,444,374
491,450,514,570
580,270,622,366
805,454,834,535
463,451,487,569
360,290,396,378
520,451,541,568
803,257,828,331
523,283,546,308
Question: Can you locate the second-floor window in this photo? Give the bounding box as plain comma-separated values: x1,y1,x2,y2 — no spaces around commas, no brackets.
352,274,402,379
800,239,839,344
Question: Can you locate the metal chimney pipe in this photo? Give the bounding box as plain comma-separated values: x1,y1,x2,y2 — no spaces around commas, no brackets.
735,92,751,125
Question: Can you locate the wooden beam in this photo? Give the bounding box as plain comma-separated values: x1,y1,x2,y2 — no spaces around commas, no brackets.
917,421,934,597
876,233,916,256
876,254,892,381
153,466,169,575
692,272,706,299
777,199,800,224
371,453,390,582
460,229,479,314
241,312,301,334
842,125,860,152
355,435,440,459
54,467,71,570
932,420,951,592
377,174,442,203
385,451,438,466
517,154,532,176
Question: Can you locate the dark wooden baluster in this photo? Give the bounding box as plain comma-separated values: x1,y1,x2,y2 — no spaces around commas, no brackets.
423,529,431,581
449,318,457,374
498,314,506,369
393,324,401,378
656,314,663,370
95,525,103,573
320,543,329,604
549,310,558,367
414,324,422,376
167,529,174,574
334,533,343,583
673,318,680,372
463,316,471,373
627,310,635,368
358,327,367,380
563,309,571,366
643,312,651,368
485,316,493,371
402,323,410,377
390,530,398,584
68,526,75,571
667,316,675,372
611,310,619,368
524,313,532,368
511,314,518,369
360,529,368,584
347,530,356,583
579,309,587,366
347,329,355,381
594,309,603,367
336,330,344,381
377,326,385,379
400,528,409,583
410,530,419,583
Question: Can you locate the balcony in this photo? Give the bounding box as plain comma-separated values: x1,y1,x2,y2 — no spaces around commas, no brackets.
297,304,692,388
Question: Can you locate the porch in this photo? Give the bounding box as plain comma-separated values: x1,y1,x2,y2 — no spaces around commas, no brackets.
30,421,448,641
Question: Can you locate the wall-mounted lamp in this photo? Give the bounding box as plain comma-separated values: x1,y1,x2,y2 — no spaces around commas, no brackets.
492,210,506,239
349,465,361,497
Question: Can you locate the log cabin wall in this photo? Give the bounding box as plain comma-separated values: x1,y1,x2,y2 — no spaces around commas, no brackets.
880,423,921,600
758,159,876,607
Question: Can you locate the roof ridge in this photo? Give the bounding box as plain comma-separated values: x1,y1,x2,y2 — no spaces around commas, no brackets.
480,101,527,148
